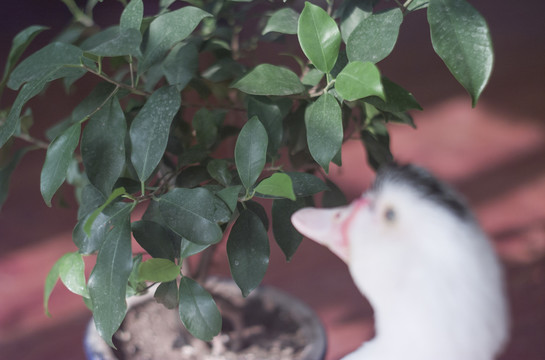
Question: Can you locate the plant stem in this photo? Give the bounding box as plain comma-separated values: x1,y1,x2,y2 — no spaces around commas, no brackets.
82,65,150,96
78,85,120,123
61,0,94,27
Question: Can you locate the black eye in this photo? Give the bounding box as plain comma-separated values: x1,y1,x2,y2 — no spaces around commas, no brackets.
384,207,396,222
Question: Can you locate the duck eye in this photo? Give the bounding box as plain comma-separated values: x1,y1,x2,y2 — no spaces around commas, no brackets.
384,207,396,222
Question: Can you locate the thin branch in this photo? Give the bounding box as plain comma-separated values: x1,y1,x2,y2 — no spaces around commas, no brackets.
82,65,151,96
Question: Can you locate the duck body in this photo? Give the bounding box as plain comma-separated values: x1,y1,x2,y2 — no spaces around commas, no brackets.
291,164,509,360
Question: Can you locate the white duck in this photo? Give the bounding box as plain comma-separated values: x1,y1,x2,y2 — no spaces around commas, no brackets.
291,163,509,360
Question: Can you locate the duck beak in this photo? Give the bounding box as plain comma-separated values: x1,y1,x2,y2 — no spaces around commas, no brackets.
291,198,369,264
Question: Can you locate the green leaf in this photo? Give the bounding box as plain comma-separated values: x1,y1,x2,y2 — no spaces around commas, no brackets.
7,42,84,90
40,123,81,206
227,209,270,297
81,99,126,197
159,188,223,245
361,119,393,170
364,77,422,113
154,281,179,309
1,25,48,88
44,258,61,317
304,93,342,173
216,185,242,213
323,178,348,208
130,86,181,182
163,42,199,90
338,0,373,42
88,207,132,347
286,172,329,197
272,198,306,261
235,116,268,190
140,6,212,72
120,0,144,31
178,277,221,341
132,220,178,260
207,159,232,186
202,58,245,83
192,108,224,149
1,78,47,147
297,2,341,73
428,0,493,106
262,8,299,35
0,147,28,210
408,0,429,12
245,201,269,230
301,68,324,87
255,173,296,201
83,187,128,237
138,258,180,282
231,64,305,96
71,83,118,124
58,252,89,298
247,96,291,156
346,8,403,64
180,238,209,259
80,26,142,57
335,61,385,101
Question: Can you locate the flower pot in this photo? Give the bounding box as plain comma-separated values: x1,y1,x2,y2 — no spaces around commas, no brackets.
84,278,327,360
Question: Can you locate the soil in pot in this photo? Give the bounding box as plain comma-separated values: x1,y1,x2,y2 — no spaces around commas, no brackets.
110,281,324,360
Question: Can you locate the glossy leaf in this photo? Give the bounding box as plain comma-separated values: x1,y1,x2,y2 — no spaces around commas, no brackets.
81,99,126,196
347,8,403,64
272,198,306,261
235,116,268,190
247,96,291,156
40,123,81,206
255,173,296,201
78,201,132,255
178,277,221,341
44,258,61,317
1,77,48,147
262,8,299,35
304,93,342,173
227,209,270,297
180,238,210,259
0,147,28,210
132,220,178,260
159,188,223,245
207,159,232,186
1,25,48,87
216,185,242,213
140,6,212,72
301,68,324,87
59,252,89,298
81,26,142,57
83,187,128,237
361,119,393,170
365,77,422,113
7,42,84,90
192,108,224,149
163,42,199,90
335,61,385,101
286,172,329,197
138,258,180,282
323,179,348,208
231,64,305,96
88,207,132,347
130,86,181,182
297,2,341,73
154,281,179,309
408,0,429,12
428,0,493,106
339,0,373,42
120,0,143,30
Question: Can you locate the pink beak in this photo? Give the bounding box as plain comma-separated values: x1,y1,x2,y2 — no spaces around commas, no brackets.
291,197,369,264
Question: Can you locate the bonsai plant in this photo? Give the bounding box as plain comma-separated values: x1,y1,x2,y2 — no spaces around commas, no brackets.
0,0,493,355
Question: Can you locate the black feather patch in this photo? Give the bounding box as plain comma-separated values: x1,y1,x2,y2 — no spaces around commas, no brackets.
373,163,471,220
